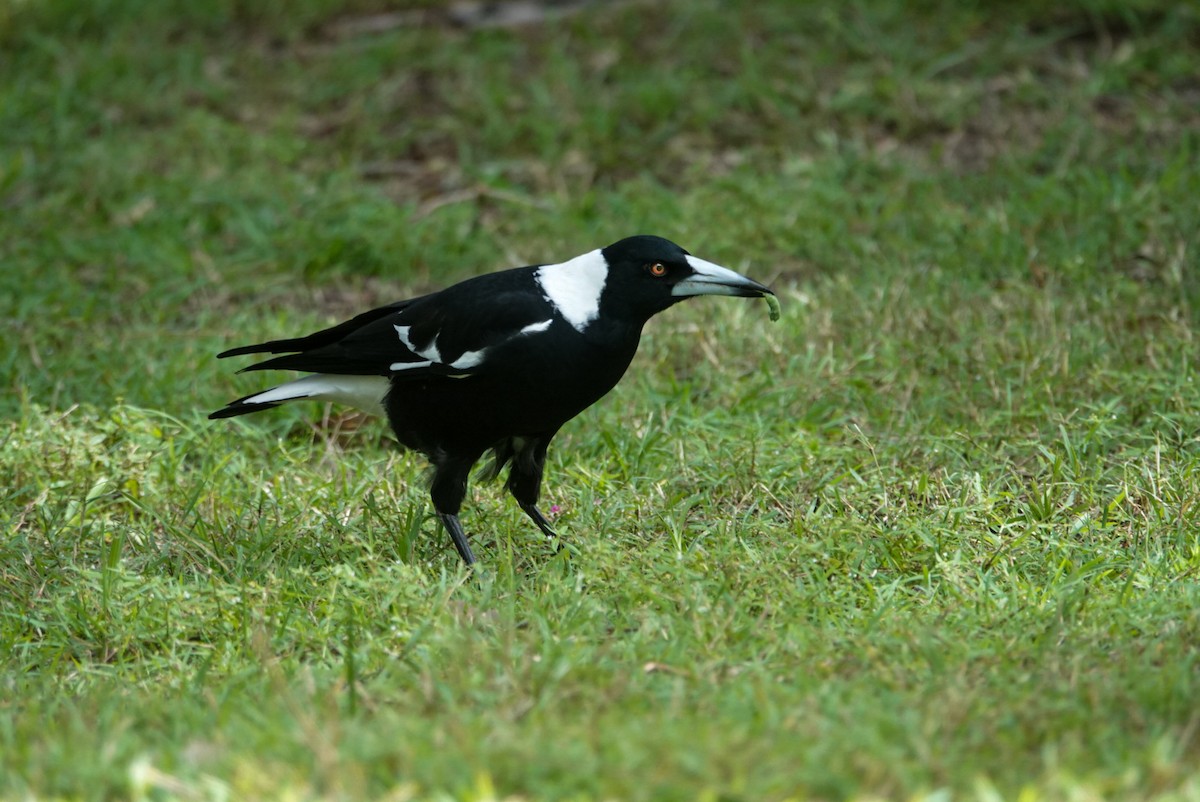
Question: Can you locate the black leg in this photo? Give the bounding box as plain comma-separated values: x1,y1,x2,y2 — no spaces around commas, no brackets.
506,435,561,544
430,453,482,565
518,501,558,540
438,512,476,566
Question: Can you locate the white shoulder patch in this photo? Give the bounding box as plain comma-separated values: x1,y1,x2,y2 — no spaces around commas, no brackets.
535,249,608,332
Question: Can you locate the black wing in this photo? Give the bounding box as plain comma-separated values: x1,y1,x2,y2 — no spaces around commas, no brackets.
220,271,557,379
217,298,422,359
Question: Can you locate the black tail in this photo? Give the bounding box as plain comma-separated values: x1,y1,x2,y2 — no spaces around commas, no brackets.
217,298,418,360
208,394,283,420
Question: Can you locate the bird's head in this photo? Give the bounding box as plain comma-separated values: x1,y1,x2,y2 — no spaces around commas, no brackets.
597,235,774,322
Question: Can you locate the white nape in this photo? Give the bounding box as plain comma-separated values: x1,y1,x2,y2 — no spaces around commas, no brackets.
242,374,389,416
535,249,607,332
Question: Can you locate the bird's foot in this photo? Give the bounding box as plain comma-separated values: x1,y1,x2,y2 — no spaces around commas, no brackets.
437,512,477,565
519,502,559,541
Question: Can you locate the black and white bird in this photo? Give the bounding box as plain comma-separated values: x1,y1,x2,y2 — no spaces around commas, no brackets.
210,235,774,565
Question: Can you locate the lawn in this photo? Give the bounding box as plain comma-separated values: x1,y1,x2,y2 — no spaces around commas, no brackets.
2,0,1199,799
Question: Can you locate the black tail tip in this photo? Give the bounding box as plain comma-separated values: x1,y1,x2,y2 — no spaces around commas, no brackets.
208,401,280,420
216,344,266,359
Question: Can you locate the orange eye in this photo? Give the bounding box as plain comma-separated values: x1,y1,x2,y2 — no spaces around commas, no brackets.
648,263,668,277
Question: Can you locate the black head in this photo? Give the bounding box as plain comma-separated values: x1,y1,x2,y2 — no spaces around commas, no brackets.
597,235,774,322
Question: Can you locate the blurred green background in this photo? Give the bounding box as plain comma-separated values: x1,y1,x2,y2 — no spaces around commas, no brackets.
2,1,1198,800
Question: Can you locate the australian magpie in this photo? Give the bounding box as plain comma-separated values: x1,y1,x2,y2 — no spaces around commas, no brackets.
210,235,774,565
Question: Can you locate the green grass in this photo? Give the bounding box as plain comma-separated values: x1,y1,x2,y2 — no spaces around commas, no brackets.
3,0,1200,799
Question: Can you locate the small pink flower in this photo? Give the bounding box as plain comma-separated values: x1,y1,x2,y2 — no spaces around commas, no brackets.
550,505,562,514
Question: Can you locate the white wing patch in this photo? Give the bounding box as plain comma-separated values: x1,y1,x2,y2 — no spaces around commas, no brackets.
242,374,389,416
394,324,441,362
520,319,553,335
450,349,487,369
388,316,552,376
389,359,434,371
535,249,607,332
